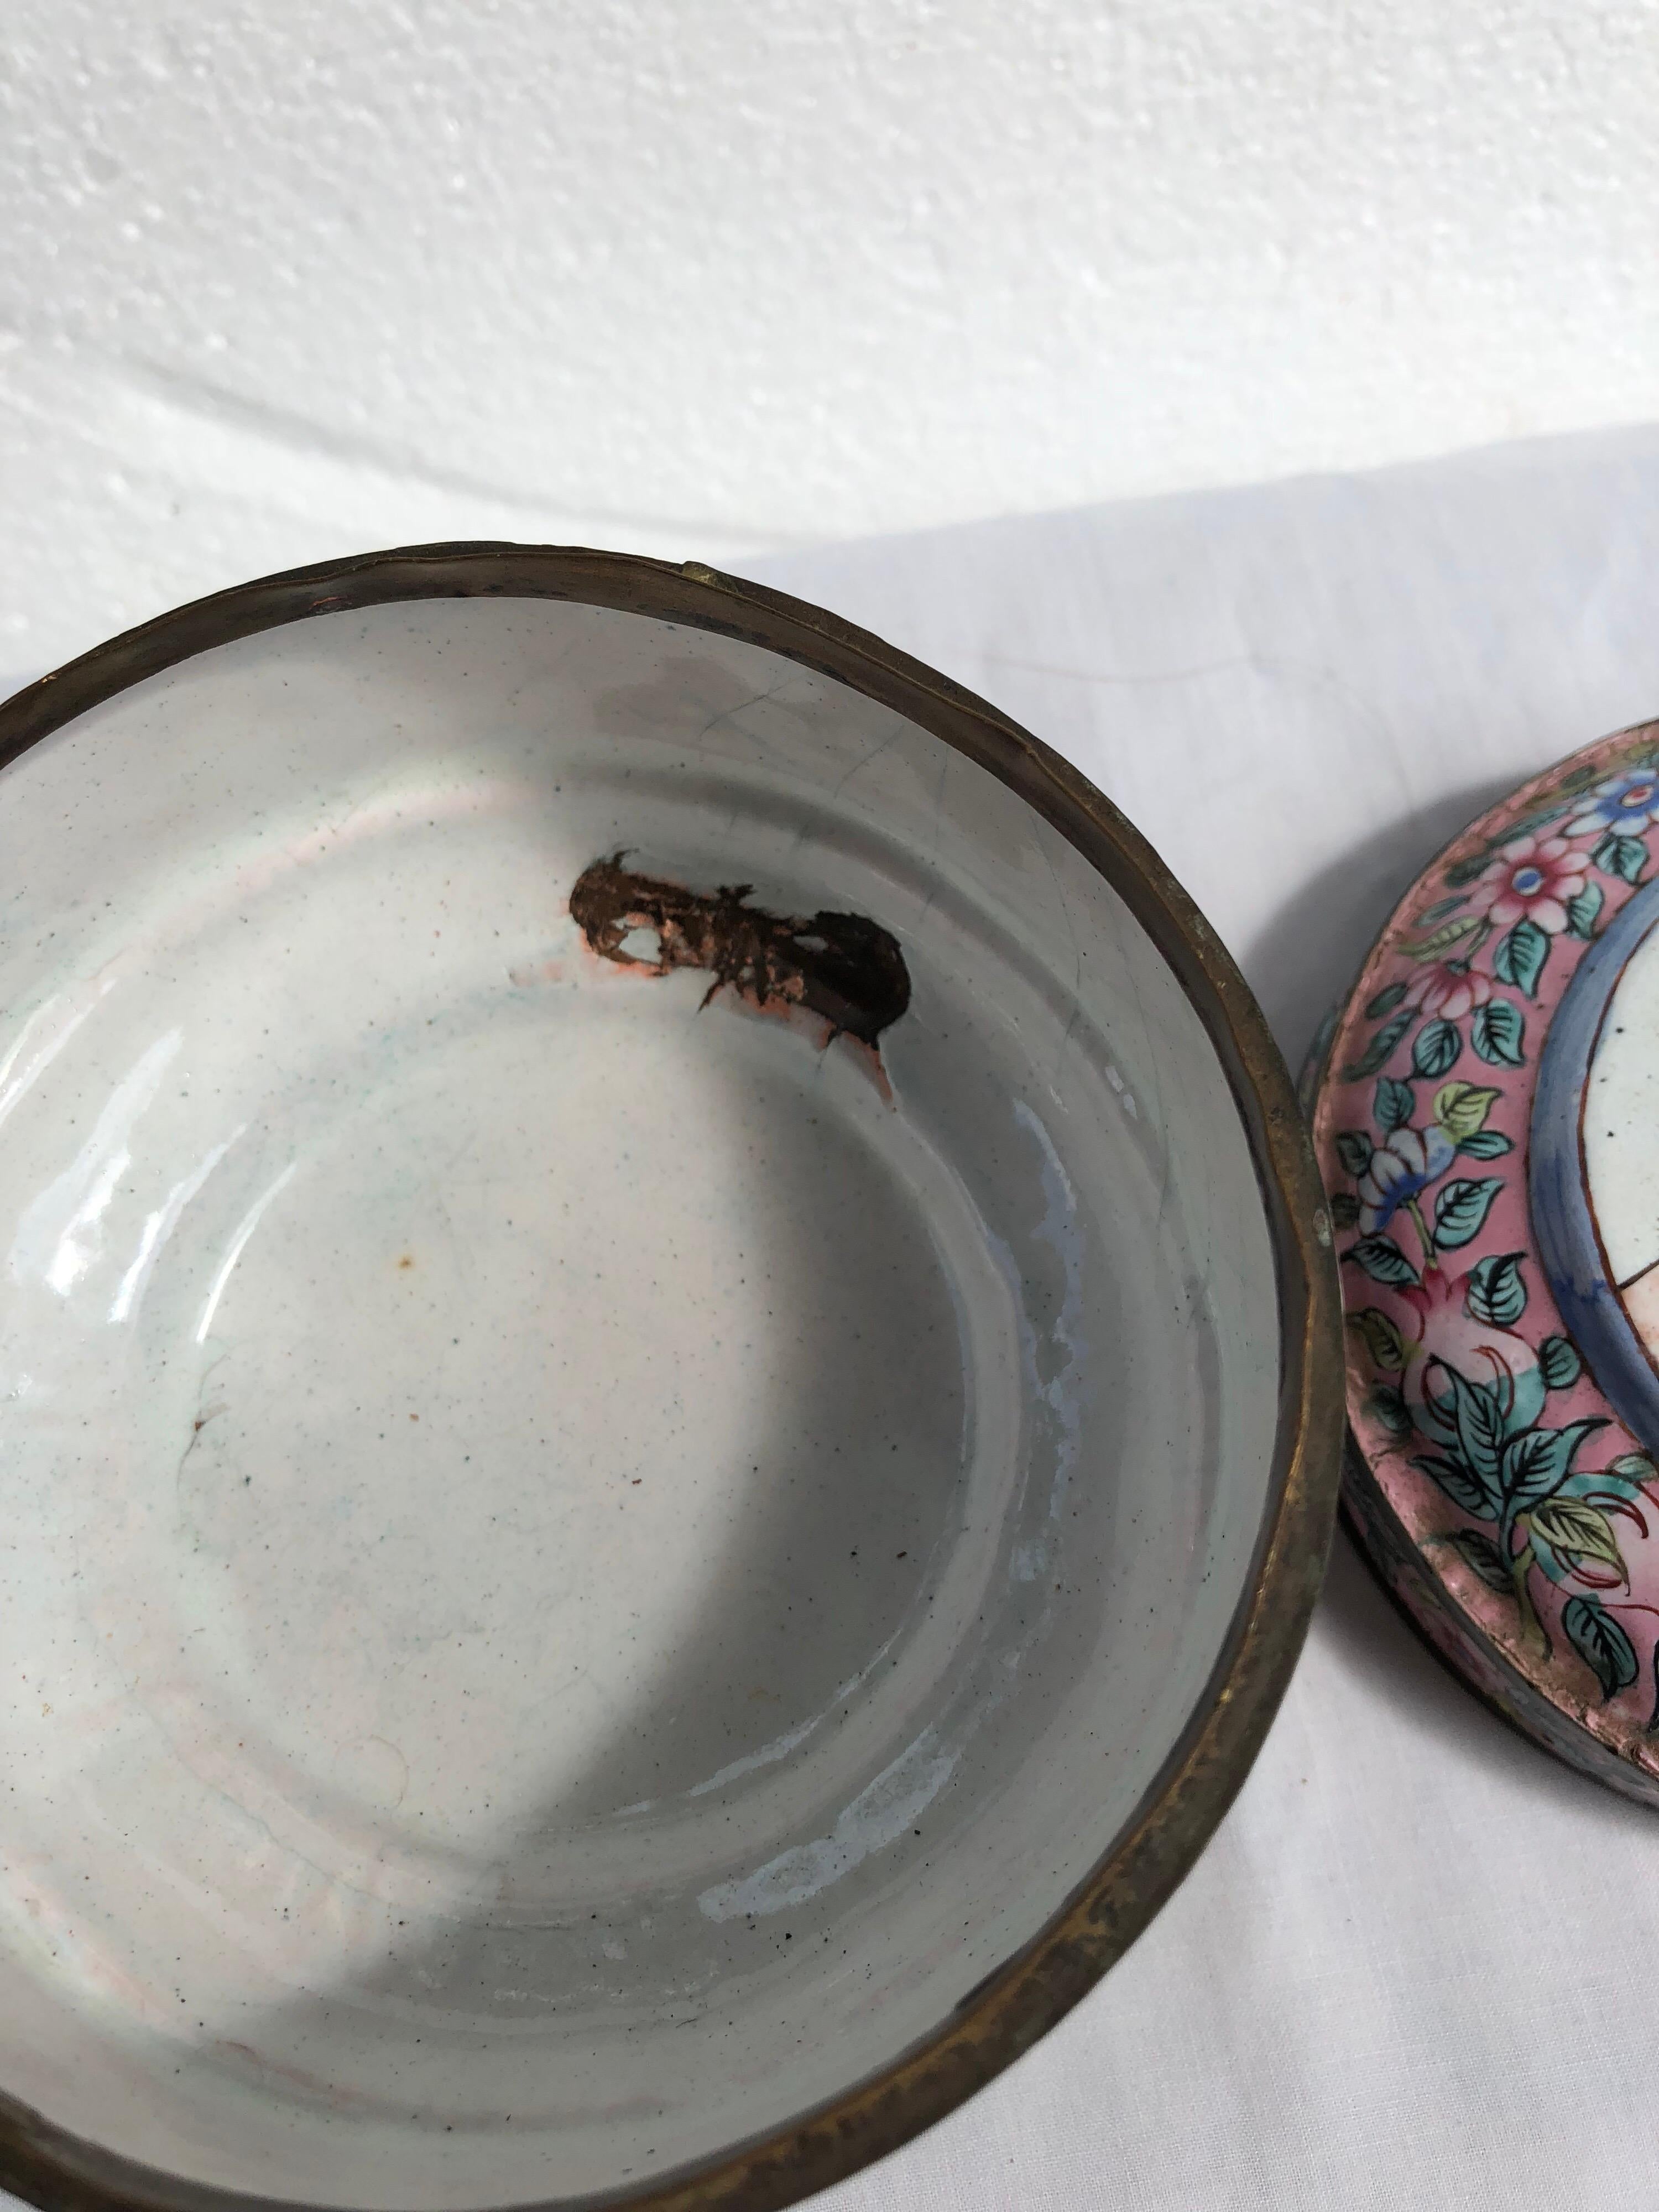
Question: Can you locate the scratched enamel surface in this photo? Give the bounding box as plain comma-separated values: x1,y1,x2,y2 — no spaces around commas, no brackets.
0,599,1278,2205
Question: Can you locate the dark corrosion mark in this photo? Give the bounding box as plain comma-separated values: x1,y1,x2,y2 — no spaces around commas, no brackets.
570,852,911,1051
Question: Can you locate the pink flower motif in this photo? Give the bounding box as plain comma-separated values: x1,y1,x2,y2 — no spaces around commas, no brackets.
1467,833,1587,935
1401,962,1493,1021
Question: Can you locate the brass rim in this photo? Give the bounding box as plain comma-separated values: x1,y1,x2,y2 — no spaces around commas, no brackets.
0,544,1344,2212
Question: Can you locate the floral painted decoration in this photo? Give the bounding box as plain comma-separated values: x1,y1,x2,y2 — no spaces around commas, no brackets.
1465,833,1587,935
1314,724,1659,1780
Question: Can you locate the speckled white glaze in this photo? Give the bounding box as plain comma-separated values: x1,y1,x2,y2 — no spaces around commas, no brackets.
1584,932,1659,1338
0,598,1279,2205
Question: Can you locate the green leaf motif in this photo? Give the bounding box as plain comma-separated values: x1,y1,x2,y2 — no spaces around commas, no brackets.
1434,1526,1514,1590
1442,1366,1507,1493
1562,1594,1638,1703
1527,1520,1575,1589
1415,894,1470,929
1412,1019,1462,1078
1509,802,1572,838
1444,851,1491,889
1413,1454,1496,1519
1345,1235,1421,1288
1539,1335,1582,1391
1500,1418,1609,1512
1374,1076,1416,1132
1493,917,1551,999
1557,1467,1649,1510
1366,1383,1413,1440
1335,1130,1374,1178
1348,1306,1406,1371
1405,914,1485,961
1611,1452,1658,1484
1529,1498,1625,1577
1330,1191,1361,1229
1433,1177,1504,1250
1567,881,1604,939
1458,1128,1514,1160
1472,998,1526,1067
1465,1251,1527,1328
1341,1010,1412,1081
1433,1081,1499,1141
1364,979,1409,1019
1593,831,1648,886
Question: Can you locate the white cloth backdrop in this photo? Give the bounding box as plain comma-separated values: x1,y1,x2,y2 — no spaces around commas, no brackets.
751,425,1659,2210
7,424,1659,2209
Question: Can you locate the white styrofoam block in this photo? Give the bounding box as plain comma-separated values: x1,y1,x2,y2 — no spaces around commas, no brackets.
4,0,1659,680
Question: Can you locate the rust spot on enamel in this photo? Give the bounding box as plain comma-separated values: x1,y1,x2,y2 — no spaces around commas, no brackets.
569,852,911,1056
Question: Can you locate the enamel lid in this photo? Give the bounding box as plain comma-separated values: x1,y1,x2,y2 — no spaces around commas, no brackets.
1312,718,1659,1803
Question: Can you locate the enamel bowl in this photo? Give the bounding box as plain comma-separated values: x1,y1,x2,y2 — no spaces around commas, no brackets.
0,549,1338,2212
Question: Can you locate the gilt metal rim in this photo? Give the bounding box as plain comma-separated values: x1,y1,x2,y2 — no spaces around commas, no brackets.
0,544,1344,2212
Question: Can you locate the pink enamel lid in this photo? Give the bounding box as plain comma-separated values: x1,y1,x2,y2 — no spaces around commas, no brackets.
1313,717,1659,1803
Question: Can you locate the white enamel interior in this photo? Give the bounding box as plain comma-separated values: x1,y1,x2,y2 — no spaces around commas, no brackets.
0,597,1280,2207
1587,935,1659,1291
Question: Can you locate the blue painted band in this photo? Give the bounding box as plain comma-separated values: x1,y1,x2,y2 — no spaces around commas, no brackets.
1530,872,1659,1452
